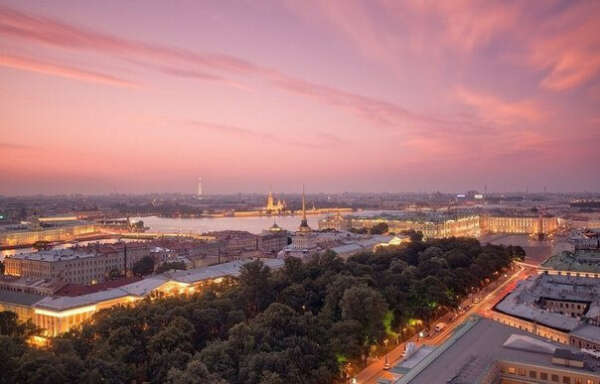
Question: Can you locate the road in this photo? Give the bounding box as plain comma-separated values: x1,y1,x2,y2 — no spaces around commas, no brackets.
354,263,528,384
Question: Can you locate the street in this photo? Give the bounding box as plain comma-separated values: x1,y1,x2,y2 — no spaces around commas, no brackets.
354,262,530,384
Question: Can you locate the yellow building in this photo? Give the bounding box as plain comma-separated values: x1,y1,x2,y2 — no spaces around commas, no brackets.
0,223,101,247
0,259,284,337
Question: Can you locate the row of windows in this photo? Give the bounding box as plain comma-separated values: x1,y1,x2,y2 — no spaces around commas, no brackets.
505,366,595,384
548,271,600,279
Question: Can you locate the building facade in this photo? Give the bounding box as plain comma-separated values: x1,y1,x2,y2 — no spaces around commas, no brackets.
3,242,151,285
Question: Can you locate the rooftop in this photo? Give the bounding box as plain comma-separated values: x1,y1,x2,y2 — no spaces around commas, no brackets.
0,289,45,306
31,258,284,312
396,316,600,384
494,274,600,332
542,250,600,273
7,248,97,262
571,324,600,344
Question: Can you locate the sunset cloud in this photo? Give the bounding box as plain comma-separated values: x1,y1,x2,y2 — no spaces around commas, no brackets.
527,2,600,91
0,54,137,88
455,86,542,124
0,4,441,131
0,2,598,194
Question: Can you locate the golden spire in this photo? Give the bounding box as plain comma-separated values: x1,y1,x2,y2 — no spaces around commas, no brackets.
302,184,306,221
299,184,310,230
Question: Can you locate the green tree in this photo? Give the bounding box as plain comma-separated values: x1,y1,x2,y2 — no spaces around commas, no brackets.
132,256,155,276
0,335,25,384
369,222,389,235
238,260,273,317
156,261,187,274
167,357,227,384
340,286,388,348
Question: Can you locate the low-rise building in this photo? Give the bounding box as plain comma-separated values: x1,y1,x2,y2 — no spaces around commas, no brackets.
257,222,288,256
0,258,284,337
493,274,600,348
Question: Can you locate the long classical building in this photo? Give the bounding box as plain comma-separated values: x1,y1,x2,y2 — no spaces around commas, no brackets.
0,258,284,337
0,222,102,247
3,242,152,285
319,213,560,239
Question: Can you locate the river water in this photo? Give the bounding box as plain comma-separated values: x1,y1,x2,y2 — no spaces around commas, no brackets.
135,213,332,235
2,214,571,263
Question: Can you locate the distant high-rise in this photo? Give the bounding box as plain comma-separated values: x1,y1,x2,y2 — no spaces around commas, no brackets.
197,177,203,198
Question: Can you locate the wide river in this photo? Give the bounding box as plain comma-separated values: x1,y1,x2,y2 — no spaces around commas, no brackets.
1,213,571,263
136,213,340,234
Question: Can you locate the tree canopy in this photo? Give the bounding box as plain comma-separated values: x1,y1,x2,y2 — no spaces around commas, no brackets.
0,236,522,383
132,256,155,276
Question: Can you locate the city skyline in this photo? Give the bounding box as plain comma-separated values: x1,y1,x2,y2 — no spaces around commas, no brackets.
2,1,600,195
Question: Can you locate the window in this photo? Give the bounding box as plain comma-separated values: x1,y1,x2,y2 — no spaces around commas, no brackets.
563,377,571,384
508,367,516,374
530,371,538,379
552,374,560,382
587,380,594,384
518,368,526,376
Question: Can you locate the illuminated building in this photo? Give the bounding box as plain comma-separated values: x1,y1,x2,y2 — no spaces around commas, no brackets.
265,191,286,213
480,215,559,235
0,259,284,337
0,223,101,247
320,213,560,239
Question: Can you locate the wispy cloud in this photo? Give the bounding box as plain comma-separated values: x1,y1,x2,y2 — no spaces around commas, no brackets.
0,141,34,150
0,5,440,131
188,120,347,150
527,2,600,91
455,86,542,124
0,54,137,88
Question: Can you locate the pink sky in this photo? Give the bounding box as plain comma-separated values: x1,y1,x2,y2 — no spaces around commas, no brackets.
1,0,599,195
